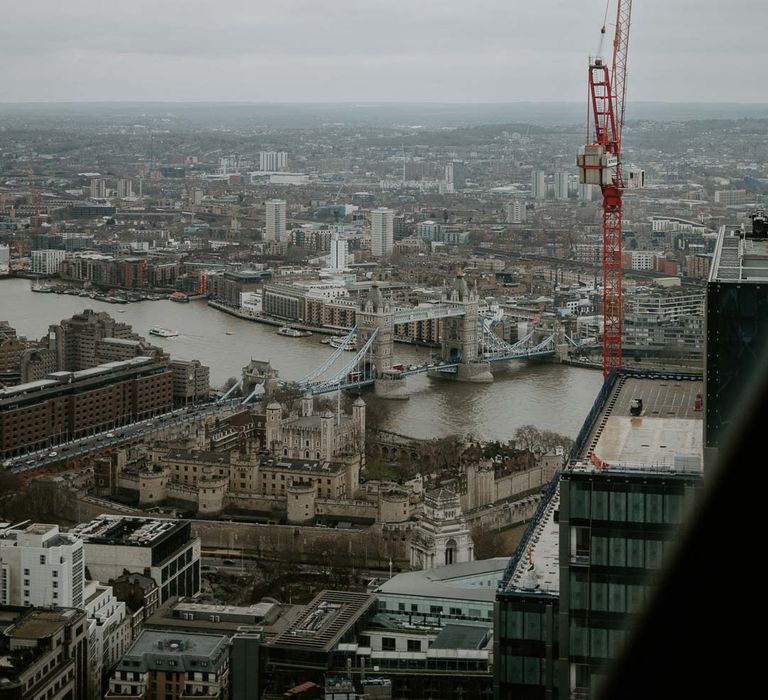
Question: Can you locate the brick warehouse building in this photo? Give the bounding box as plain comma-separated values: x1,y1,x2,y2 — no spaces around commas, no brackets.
0,356,172,457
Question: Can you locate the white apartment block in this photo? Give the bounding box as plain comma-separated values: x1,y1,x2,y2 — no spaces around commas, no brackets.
505,200,526,224
630,251,658,271
90,178,107,199
531,170,547,200
371,207,394,258
329,230,349,270
554,171,570,200
31,249,66,275
265,199,287,242
0,522,85,608
259,151,288,171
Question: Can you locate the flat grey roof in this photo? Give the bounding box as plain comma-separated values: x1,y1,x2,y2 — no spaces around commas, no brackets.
377,558,508,603
710,230,768,282
116,629,228,673
431,624,490,650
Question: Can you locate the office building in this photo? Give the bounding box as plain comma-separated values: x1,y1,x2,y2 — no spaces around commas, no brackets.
48,309,138,371
0,357,173,457
329,228,349,270
170,359,210,404
531,171,547,200
371,207,394,258
259,150,288,171
31,249,66,275
415,220,441,241
264,198,287,242
705,214,768,468
0,607,89,700
71,516,201,603
505,200,526,224
90,178,107,199
713,188,748,206
105,629,230,700
0,523,85,608
554,171,570,200
207,269,270,308
495,373,704,700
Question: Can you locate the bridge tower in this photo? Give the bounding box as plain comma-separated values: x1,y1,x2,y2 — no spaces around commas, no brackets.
441,273,493,382
358,282,407,399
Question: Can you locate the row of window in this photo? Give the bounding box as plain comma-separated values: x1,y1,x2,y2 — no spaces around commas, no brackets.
570,487,687,524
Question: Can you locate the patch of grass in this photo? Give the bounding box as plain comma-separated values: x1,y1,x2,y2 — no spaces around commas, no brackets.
363,459,398,481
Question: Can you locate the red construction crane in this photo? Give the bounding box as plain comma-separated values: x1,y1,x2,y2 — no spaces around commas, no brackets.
577,0,643,378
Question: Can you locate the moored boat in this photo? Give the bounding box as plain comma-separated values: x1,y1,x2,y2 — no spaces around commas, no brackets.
276,326,312,338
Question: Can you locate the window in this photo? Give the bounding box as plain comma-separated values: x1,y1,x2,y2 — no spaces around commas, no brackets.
398,603,405,611
39,555,46,565
407,639,421,652
449,607,462,616
429,605,443,615
381,637,396,651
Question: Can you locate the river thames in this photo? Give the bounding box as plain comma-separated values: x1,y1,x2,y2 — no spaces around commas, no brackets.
0,278,603,442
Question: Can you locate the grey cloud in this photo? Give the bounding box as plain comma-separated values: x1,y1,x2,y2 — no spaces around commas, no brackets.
0,0,763,102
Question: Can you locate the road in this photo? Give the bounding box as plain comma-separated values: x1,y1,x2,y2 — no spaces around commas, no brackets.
4,399,240,475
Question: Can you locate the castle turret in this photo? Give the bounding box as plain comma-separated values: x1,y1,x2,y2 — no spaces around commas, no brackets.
301,392,313,417
352,396,366,441
319,410,334,461
287,480,316,525
265,401,282,453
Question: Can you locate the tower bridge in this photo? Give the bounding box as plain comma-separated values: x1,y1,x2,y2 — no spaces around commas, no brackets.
230,274,573,403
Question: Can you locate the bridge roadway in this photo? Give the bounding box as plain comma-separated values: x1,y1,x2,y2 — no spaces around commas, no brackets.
4,400,241,475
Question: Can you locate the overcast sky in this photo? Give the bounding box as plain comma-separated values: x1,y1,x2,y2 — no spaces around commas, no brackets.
0,0,764,103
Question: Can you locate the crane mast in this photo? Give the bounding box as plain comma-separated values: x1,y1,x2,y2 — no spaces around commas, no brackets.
577,0,634,378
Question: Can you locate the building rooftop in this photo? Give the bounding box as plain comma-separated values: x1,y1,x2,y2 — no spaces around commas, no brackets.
5,608,83,640
271,590,375,652
578,375,703,473
377,558,508,603
71,515,187,547
114,629,229,673
431,624,491,650
260,454,344,475
710,228,768,282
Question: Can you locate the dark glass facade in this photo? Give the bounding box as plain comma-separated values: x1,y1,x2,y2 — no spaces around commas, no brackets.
494,592,559,700
557,471,701,698
705,280,768,465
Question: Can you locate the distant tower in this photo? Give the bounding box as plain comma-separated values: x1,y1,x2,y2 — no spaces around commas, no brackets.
371,207,394,258
301,392,313,417
554,171,570,200
265,199,287,243
531,170,547,200
329,228,349,271
90,178,107,200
